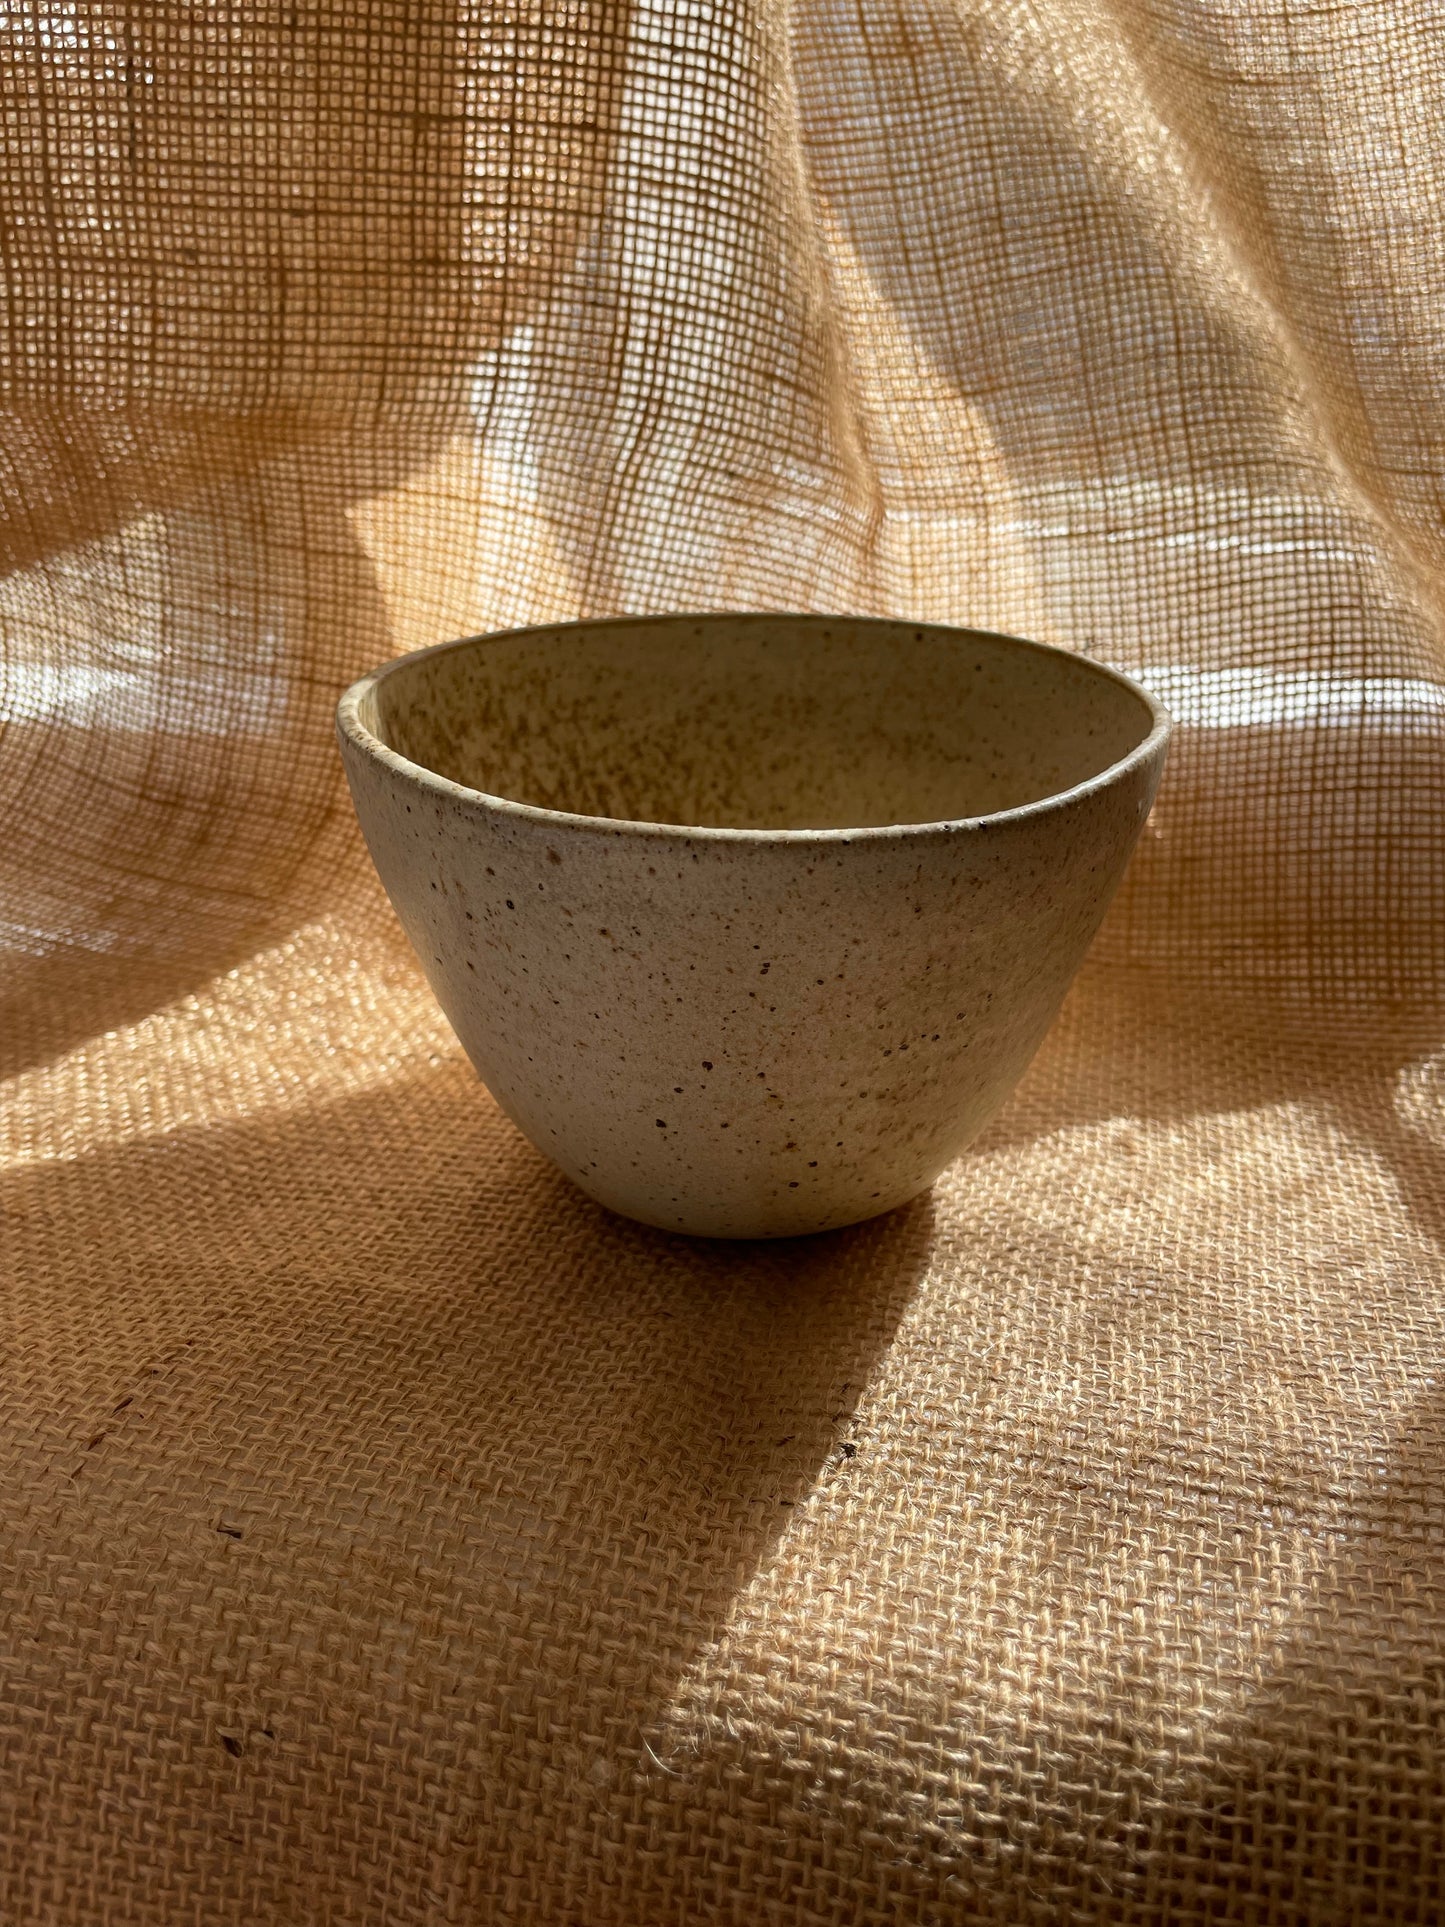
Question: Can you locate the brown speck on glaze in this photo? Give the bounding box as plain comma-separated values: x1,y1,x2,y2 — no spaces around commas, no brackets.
336,612,1170,1237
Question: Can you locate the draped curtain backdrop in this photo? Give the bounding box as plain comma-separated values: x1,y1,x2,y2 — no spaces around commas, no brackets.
2,1,1443,1920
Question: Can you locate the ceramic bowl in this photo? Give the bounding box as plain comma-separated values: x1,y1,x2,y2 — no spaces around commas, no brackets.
337,613,1170,1237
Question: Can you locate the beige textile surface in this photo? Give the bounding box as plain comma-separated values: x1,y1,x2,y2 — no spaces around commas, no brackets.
2,0,1443,1920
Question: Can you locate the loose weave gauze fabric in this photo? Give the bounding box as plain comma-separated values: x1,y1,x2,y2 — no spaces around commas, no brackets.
2,1,1442,1922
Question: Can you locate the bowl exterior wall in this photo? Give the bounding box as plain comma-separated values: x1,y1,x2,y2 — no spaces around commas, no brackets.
338,730,1165,1236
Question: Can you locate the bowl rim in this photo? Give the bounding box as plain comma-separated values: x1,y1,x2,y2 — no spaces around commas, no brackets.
335,610,1174,843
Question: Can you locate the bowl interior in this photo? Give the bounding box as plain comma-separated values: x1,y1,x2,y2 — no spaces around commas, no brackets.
358,614,1158,831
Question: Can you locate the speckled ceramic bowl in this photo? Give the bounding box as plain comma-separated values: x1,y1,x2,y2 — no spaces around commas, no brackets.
337,613,1170,1237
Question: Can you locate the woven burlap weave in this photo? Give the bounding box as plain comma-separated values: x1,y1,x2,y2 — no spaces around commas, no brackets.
2,1,1443,1921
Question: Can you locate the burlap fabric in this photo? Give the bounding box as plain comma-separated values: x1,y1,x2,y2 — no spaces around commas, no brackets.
3,2,1442,1920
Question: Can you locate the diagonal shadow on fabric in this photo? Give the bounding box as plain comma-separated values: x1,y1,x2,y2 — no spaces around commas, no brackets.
0,1065,933,1924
